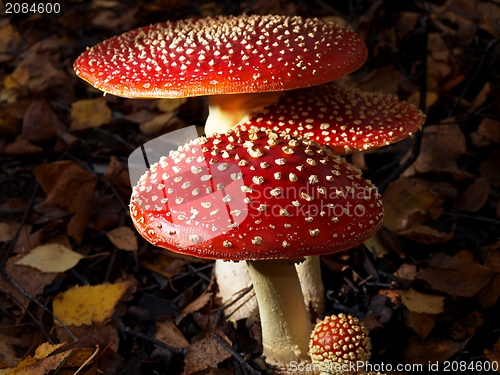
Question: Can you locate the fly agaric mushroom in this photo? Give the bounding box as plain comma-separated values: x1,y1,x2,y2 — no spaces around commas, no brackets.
216,83,425,319
129,125,383,366
245,84,426,153
309,314,371,374
73,14,367,136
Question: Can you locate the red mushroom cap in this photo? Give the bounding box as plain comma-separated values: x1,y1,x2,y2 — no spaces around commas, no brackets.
74,15,367,98
129,126,383,260
246,84,426,153
309,314,371,368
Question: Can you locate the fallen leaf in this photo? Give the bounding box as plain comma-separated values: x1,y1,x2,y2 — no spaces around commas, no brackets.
478,274,500,308
449,311,484,341
15,244,84,273
182,330,232,375
22,100,64,143
383,177,444,233
400,288,445,314
405,336,462,365
155,98,187,113
417,250,495,297
479,151,500,186
0,222,15,242
176,292,213,325
1,138,43,155
454,177,490,212
0,255,58,307
484,336,500,373
0,24,21,63
106,226,138,251
70,98,112,130
34,161,97,214
398,223,454,244
155,320,190,349
139,112,176,135
406,311,435,339
53,281,133,326
0,335,24,367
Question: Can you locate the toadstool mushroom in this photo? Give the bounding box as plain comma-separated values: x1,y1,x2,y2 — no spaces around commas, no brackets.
129,125,383,367
309,314,371,374
216,83,426,320
73,14,367,136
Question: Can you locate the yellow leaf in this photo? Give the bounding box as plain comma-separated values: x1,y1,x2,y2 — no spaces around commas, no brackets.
70,98,112,130
106,226,138,251
34,342,65,360
15,244,84,273
53,282,132,326
400,288,444,314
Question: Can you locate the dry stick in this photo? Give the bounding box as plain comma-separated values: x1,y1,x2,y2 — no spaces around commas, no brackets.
212,331,262,375
445,38,499,118
0,183,76,341
377,16,429,194
111,314,185,355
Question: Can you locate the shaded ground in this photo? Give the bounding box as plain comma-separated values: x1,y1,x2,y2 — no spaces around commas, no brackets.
0,0,500,374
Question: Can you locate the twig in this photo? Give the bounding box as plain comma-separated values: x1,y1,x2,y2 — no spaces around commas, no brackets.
112,314,186,355
0,183,76,340
212,331,261,375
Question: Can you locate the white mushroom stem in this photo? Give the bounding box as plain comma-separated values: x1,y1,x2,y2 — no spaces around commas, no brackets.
205,92,282,136
296,256,325,317
246,260,312,366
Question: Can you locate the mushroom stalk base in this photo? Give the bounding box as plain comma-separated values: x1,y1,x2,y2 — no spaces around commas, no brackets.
247,260,312,367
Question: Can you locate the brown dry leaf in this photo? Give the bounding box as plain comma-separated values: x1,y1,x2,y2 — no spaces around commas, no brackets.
156,98,188,113
70,98,112,130
478,275,500,308
471,118,500,146
417,250,495,297
22,100,64,143
0,335,24,368
176,292,213,325
0,24,21,63
484,336,500,373
34,161,97,214
480,151,500,186
4,38,67,94
405,336,462,365
406,311,435,339
454,177,490,212
155,320,190,349
400,288,445,314
398,223,454,245
383,177,444,233
395,263,418,281
0,221,16,242
404,124,472,181
53,281,134,326
139,112,176,135
356,66,403,95
1,138,43,155
56,323,120,353
449,311,484,341
182,330,232,375
106,226,138,251
0,255,58,307
92,7,138,29
141,252,190,279
15,244,84,273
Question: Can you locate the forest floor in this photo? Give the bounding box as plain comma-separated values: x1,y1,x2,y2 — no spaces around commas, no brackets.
1,0,500,374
